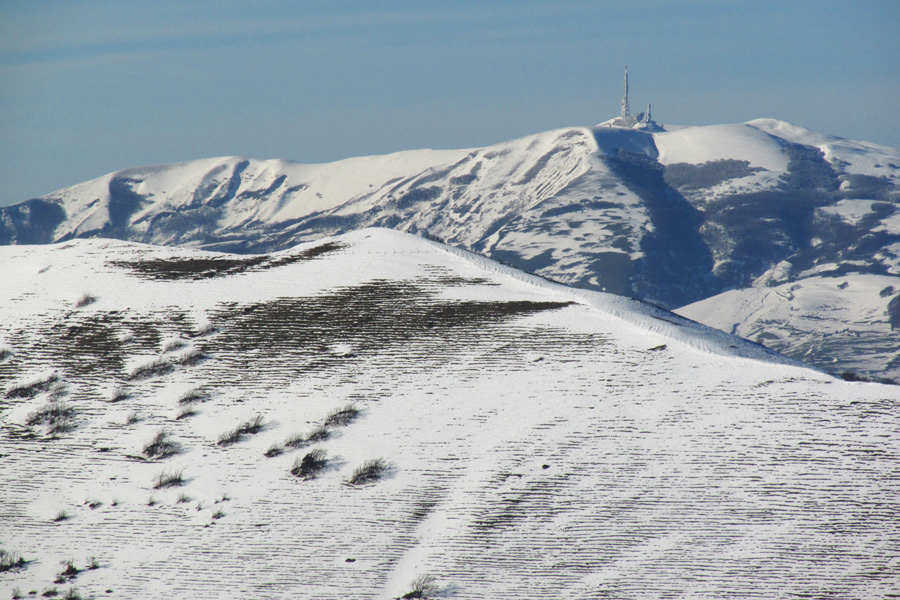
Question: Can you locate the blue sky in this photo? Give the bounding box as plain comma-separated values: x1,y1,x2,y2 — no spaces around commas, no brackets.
1,0,898,206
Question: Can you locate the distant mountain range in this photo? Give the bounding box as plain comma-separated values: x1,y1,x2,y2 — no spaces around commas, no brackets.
2,230,898,599
2,118,899,378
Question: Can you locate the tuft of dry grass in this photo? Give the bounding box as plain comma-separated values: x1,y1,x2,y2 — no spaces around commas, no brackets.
52,510,70,522
291,449,328,480
26,401,76,435
143,430,182,459
74,294,96,308
217,415,265,446
0,549,26,572
264,444,284,458
323,404,360,428
348,458,388,486
306,425,330,442
402,574,439,599
153,469,185,489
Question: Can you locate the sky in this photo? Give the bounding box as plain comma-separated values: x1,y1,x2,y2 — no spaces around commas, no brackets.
1,0,898,207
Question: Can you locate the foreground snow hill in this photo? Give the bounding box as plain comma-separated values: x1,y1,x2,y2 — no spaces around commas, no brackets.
1,229,898,599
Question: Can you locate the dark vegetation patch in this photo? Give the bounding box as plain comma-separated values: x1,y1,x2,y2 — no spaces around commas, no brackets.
887,295,900,330
348,458,387,485
834,370,897,385
395,186,442,211
143,430,182,459
399,574,439,599
693,143,847,289
217,415,264,446
74,295,96,308
6,373,59,399
177,388,206,405
109,241,343,280
0,548,27,572
323,404,359,428
153,469,185,489
25,401,75,434
128,356,173,380
838,174,895,201
204,279,573,382
664,159,765,190
540,199,620,219
176,407,198,420
291,449,328,479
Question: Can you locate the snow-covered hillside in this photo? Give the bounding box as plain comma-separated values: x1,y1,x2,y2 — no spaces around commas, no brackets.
678,272,900,381
2,119,899,377
1,230,899,599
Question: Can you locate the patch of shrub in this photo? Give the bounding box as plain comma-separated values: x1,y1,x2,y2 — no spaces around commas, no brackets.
306,425,330,442
177,389,206,405
53,510,69,522
0,548,26,572
324,404,360,428
109,387,128,403
839,370,870,382
211,509,225,520
291,450,328,479
62,588,81,600
240,414,264,434
87,557,100,570
25,401,75,434
401,574,439,599
41,588,59,598
7,373,59,399
664,159,764,191
128,356,172,380
162,339,186,353
283,432,307,448
176,407,197,420
176,493,191,504
173,348,205,366
143,430,182,459
57,559,79,582
193,322,218,337
75,294,96,308
217,428,243,446
217,415,265,446
348,458,388,486
264,444,283,457
125,411,141,425
153,469,185,489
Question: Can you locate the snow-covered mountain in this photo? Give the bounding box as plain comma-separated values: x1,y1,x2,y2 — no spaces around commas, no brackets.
2,229,898,599
2,120,899,377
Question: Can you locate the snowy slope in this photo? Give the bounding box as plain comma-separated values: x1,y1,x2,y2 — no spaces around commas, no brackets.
2,229,899,599
678,273,900,381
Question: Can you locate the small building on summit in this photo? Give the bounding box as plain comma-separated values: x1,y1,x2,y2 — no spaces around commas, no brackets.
600,66,663,132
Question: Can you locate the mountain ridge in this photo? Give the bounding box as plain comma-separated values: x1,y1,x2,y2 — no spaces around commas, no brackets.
2,118,899,378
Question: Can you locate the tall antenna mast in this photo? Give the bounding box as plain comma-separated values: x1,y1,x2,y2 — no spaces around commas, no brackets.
620,65,630,118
